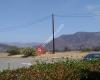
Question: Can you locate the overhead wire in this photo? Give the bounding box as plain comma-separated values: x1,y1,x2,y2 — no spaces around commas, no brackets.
54,14,94,18
0,15,51,32
0,14,96,32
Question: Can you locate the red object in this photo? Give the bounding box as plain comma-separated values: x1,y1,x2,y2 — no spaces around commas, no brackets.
36,45,46,56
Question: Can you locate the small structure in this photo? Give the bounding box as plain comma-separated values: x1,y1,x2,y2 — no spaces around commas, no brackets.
36,45,46,56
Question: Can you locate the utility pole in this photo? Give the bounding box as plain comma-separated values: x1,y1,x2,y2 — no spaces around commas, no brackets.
52,14,55,54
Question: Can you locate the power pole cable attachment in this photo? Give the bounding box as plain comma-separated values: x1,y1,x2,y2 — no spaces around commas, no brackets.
52,14,55,54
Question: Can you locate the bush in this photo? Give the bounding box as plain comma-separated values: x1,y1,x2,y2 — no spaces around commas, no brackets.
8,47,36,57
0,60,100,80
20,47,36,57
7,46,20,56
81,48,92,52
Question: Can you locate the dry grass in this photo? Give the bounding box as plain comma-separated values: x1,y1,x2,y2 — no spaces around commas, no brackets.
36,51,89,59
0,51,89,59
0,53,9,58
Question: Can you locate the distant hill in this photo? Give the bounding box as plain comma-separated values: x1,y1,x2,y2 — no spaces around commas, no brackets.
0,42,40,52
46,32,100,51
0,43,12,52
6,42,40,48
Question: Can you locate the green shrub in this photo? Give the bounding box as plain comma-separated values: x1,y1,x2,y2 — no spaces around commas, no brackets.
81,48,92,52
7,46,20,56
20,47,36,57
0,60,100,80
8,47,36,57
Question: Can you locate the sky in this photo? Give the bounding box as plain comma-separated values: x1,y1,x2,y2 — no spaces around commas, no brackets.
0,0,100,43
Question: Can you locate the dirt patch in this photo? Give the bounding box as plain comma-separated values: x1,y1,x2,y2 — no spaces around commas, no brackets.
36,51,88,59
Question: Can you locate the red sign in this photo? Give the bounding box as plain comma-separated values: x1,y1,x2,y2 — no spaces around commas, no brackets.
36,45,46,56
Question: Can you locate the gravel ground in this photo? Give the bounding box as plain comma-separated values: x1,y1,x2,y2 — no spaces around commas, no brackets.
0,57,34,71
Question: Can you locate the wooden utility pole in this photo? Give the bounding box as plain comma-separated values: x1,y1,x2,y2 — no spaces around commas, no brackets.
52,14,55,54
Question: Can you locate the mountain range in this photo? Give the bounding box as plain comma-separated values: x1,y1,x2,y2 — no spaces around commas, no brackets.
46,32,100,51
1,32,100,52
0,42,39,52
6,42,40,48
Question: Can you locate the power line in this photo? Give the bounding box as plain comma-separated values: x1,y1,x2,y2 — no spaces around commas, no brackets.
0,15,51,32
0,13,97,33
55,14,94,18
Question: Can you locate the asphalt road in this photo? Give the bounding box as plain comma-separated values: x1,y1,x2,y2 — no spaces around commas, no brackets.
0,52,86,71
0,57,69,71
0,58,34,71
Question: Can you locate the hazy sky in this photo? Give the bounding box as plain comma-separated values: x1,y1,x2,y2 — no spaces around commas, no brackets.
0,0,100,43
